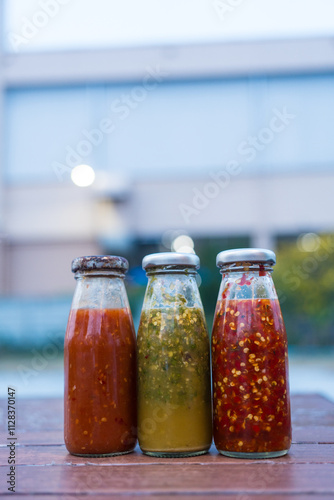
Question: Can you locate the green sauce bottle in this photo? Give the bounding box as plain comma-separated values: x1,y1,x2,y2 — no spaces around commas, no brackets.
137,252,212,457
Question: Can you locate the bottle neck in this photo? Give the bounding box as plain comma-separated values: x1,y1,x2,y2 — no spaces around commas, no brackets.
218,263,277,301
145,265,197,277
72,270,128,310
75,269,126,280
144,267,202,310
219,262,273,275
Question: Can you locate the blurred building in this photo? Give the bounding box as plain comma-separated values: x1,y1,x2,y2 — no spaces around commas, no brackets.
1,34,334,297
1,2,334,350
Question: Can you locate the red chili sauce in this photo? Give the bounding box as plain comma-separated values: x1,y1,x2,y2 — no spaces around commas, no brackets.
64,308,137,455
212,298,291,454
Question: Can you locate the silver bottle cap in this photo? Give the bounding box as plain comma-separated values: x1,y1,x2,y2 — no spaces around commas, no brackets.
216,248,276,267
142,252,200,270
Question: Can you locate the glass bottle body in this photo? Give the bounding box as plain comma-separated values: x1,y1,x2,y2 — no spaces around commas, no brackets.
137,266,212,457
212,263,292,458
64,269,137,456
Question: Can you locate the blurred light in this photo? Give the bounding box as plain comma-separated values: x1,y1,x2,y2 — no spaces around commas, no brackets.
172,235,195,253
297,232,321,252
175,246,196,254
71,164,95,187
161,229,182,249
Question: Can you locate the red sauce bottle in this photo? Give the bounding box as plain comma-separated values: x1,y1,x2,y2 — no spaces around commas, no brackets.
212,248,292,458
64,255,137,456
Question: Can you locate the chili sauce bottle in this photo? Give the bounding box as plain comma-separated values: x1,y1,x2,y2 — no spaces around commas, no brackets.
137,252,212,457
64,255,137,456
212,248,292,458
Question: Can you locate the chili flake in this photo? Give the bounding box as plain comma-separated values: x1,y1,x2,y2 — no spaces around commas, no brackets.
212,298,292,455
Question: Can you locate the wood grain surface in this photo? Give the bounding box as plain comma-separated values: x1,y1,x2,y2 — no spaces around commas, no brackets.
0,394,333,498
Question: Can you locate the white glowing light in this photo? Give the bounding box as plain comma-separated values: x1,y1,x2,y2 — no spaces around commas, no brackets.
176,245,196,254
172,235,195,253
298,232,321,252
71,164,95,187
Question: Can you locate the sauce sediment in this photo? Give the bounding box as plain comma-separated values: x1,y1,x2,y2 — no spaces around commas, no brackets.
64,307,137,455
212,298,291,454
137,307,212,452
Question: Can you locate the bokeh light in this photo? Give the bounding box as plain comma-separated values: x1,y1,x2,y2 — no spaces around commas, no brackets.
297,232,321,252
171,235,195,253
71,164,96,187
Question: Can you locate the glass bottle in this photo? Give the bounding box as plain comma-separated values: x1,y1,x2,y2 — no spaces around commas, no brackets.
64,255,137,456
137,252,212,457
212,248,292,458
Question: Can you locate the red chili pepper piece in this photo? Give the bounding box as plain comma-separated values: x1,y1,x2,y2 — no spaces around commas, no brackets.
238,274,254,286
222,282,231,299
259,265,266,277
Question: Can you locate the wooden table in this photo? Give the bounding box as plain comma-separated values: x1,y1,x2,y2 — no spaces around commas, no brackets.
1,394,334,498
